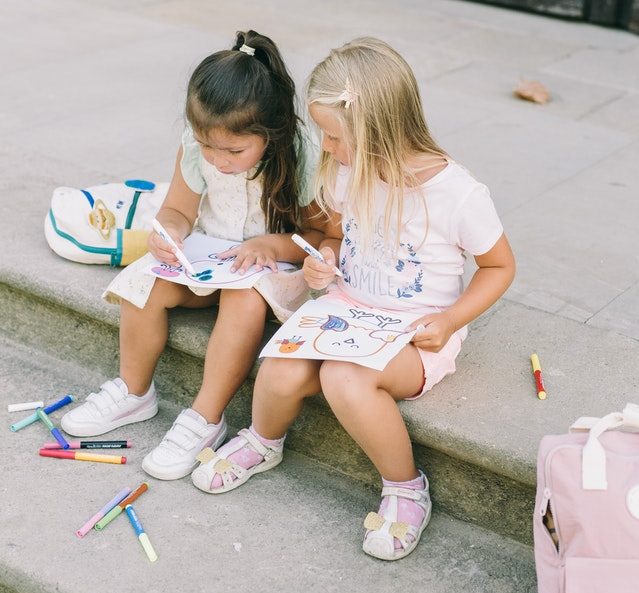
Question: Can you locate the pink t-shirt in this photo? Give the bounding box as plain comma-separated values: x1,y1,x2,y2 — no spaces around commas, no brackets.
331,161,503,318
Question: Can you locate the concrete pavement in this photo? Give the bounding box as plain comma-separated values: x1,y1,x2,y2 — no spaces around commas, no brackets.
1,1,638,591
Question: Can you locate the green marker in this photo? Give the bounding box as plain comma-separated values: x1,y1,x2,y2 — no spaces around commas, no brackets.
36,408,70,449
95,482,149,530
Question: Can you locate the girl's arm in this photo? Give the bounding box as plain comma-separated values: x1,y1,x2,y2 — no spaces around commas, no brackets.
304,208,344,290
410,233,516,352
148,146,201,266
222,201,332,274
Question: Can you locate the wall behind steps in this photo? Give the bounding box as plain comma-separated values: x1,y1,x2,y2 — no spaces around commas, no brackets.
468,0,639,32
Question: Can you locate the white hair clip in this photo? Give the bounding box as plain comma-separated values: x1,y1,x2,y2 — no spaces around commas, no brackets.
338,79,358,109
239,43,255,56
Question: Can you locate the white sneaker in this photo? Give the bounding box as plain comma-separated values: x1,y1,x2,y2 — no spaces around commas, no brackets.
142,409,227,481
61,378,158,437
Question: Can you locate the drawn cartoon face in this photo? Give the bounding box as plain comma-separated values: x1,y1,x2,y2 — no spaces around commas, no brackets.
275,336,306,353
299,315,404,358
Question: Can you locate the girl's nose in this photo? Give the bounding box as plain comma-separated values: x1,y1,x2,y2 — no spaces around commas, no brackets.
212,154,229,168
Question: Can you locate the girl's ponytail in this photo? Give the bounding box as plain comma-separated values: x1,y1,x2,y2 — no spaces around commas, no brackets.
232,30,302,234
186,30,302,234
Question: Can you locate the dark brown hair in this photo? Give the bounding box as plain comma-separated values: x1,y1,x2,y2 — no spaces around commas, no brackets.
186,30,302,233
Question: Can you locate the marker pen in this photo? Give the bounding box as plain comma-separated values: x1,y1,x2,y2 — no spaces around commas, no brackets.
125,505,158,562
39,449,126,464
42,440,132,450
530,353,547,400
7,401,44,412
151,219,196,275
76,486,132,538
36,408,70,449
10,394,74,432
292,234,343,277
95,482,149,530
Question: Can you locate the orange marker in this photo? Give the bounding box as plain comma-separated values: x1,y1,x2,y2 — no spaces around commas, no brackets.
530,353,547,400
39,448,126,464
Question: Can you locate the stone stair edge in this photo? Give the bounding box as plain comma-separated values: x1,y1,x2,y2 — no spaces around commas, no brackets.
0,267,540,487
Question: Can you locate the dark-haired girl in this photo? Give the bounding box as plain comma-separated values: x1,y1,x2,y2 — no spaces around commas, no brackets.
61,31,323,482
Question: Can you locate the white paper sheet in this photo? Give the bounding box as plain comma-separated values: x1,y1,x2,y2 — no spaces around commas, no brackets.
260,297,420,370
145,233,294,289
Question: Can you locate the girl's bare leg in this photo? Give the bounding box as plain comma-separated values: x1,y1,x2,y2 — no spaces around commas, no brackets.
318,345,424,482
119,279,217,395
191,288,270,423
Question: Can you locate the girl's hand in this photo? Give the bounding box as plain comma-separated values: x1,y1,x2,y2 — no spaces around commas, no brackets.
148,227,183,267
217,237,279,275
408,311,457,353
303,246,337,290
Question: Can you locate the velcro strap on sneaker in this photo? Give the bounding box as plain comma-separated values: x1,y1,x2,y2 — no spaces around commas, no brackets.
173,414,212,439
102,380,127,402
164,431,195,451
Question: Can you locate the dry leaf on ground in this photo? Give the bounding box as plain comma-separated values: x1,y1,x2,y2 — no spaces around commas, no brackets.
513,79,550,104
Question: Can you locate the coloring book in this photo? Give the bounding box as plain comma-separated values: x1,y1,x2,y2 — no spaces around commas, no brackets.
145,233,295,289
260,297,420,370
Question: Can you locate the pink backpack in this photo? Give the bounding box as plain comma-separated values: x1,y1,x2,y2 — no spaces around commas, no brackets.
534,403,639,592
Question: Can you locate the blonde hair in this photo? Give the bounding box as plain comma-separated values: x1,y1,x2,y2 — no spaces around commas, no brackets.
307,37,447,253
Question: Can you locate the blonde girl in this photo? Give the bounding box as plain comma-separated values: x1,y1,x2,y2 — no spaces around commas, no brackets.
191,38,515,561
61,30,324,482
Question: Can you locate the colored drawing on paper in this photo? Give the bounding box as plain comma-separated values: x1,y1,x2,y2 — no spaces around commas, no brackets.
151,264,180,278
275,336,306,353
145,233,295,289
299,309,405,359
260,299,420,371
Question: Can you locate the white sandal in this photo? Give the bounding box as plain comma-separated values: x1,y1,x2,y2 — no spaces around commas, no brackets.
191,428,284,494
362,471,432,561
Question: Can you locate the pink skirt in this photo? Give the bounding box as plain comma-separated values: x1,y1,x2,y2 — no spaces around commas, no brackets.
321,285,464,399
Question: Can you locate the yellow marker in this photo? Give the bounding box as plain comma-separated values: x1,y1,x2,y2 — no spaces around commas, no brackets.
530,353,547,400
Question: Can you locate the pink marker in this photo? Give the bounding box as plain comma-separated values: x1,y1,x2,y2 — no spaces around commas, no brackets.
76,486,132,538
42,440,131,450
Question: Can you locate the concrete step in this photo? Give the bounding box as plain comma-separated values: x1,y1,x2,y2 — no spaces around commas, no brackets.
3,247,639,548
0,333,536,593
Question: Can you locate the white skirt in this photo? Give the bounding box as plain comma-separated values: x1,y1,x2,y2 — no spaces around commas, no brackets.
102,253,311,323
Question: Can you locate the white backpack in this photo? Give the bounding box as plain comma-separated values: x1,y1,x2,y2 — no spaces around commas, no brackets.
44,179,168,265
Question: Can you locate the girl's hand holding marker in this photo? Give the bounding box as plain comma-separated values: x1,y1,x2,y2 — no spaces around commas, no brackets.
294,234,343,290
150,219,196,274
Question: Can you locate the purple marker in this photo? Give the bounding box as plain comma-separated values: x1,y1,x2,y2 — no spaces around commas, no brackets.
10,394,74,432
76,486,132,538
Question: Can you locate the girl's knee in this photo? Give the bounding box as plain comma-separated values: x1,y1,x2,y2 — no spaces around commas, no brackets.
319,361,376,404
145,278,187,309
220,287,266,312
257,358,318,397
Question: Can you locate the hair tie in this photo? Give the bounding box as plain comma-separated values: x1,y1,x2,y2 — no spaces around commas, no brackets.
337,79,358,109
239,43,255,56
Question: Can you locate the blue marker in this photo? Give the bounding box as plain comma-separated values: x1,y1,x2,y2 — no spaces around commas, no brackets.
36,408,70,449
291,234,343,277
125,505,158,562
10,395,74,432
